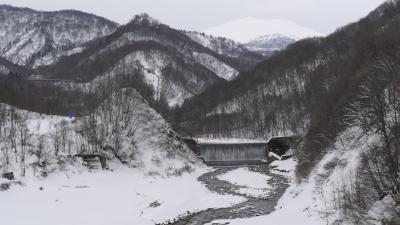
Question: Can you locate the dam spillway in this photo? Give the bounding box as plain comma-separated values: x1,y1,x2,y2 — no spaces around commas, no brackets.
186,139,268,166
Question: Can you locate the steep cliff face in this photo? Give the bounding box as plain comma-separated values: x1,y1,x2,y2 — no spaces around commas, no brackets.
0,5,118,67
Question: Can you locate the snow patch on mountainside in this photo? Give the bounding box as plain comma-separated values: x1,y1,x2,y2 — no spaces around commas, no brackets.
205,17,324,43
54,50,199,106
245,34,297,56
103,31,240,82
1,29,45,66
92,50,201,106
248,33,297,43
184,31,250,58
193,52,239,80
118,50,165,100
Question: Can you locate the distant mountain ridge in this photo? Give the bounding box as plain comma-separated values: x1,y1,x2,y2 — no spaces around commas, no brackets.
183,31,253,58
205,17,323,43
176,0,400,178
35,13,262,106
205,17,324,55
0,5,262,107
245,34,297,56
0,4,118,67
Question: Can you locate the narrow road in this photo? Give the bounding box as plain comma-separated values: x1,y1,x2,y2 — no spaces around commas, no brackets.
163,165,290,225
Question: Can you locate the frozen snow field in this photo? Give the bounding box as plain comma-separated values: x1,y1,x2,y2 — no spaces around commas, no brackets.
0,168,245,225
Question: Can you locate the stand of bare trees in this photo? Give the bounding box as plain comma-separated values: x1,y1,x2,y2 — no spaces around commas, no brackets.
0,107,34,176
80,88,162,164
0,84,164,176
337,58,400,224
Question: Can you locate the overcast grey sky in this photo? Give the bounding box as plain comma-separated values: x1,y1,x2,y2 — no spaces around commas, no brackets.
0,0,386,34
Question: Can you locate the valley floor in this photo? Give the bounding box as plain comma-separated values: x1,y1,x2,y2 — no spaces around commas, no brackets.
0,160,295,225
0,167,245,225
169,162,291,225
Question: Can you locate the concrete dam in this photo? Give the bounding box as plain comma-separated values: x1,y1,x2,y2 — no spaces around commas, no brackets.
183,139,268,166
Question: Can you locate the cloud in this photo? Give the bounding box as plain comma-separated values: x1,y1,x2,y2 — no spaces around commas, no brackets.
0,0,387,34
245,0,319,14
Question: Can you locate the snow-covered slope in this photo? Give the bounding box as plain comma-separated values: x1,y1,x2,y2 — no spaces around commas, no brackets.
210,126,399,225
192,52,239,81
74,49,223,106
0,7,260,106
205,17,324,43
0,88,201,178
0,88,247,225
0,169,244,225
40,14,261,106
184,31,261,59
245,34,297,56
0,5,118,67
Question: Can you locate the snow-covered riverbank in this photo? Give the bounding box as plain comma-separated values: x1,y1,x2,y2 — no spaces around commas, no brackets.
0,168,245,225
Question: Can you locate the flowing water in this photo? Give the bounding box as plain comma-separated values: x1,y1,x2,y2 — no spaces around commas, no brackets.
162,165,290,225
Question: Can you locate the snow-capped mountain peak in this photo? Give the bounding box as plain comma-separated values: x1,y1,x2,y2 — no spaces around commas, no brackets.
245,34,297,56
248,33,296,43
205,17,324,43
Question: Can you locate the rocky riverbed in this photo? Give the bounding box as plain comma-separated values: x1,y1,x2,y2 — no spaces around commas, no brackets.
163,164,290,225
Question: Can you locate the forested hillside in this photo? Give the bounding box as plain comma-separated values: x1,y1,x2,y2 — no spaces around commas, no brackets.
175,0,400,176
1,2,399,225
171,2,400,222
0,88,200,178
0,5,118,67
32,14,261,106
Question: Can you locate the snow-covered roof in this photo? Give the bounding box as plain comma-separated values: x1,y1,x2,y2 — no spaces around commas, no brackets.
195,138,267,145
